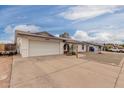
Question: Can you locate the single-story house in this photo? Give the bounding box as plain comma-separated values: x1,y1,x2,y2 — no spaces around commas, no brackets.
82,41,103,52
0,43,16,52
15,30,103,57
0,44,5,52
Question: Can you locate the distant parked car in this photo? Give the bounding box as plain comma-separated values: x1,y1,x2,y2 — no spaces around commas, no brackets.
109,48,119,52
119,49,124,53
0,50,17,56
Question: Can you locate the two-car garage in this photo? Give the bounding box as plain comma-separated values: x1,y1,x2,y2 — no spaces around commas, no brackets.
29,40,61,57
17,35,64,57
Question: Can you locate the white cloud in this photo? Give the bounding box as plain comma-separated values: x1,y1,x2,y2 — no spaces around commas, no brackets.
14,25,41,32
0,40,13,44
3,25,15,43
73,30,93,41
73,30,124,44
54,34,59,37
3,24,41,43
4,25,14,33
59,6,122,20
4,24,41,34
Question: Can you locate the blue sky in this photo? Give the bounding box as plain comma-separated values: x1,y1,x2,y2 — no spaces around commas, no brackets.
0,5,124,44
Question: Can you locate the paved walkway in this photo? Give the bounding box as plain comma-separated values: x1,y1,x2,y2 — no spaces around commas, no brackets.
10,54,124,88
115,57,124,87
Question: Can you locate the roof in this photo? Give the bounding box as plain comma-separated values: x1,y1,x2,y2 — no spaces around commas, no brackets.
16,30,63,40
81,41,104,47
32,31,55,37
16,30,103,46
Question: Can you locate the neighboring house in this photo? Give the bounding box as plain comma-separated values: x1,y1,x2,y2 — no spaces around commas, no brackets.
0,43,16,52
15,30,103,57
83,42,103,52
0,44,5,51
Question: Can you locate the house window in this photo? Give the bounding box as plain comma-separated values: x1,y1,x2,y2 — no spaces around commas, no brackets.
82,44,84,50
82,45,84,50
64,44,69,51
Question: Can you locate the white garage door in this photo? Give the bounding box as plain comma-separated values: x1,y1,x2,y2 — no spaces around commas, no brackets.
29,40,60,57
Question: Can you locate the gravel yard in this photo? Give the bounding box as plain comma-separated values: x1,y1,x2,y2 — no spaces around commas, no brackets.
83,52,124,66
0,56,13,88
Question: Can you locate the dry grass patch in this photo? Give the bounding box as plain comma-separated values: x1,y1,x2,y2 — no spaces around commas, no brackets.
83,52,124,66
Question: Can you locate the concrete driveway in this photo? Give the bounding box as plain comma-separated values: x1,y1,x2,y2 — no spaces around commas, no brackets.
10,53,124,88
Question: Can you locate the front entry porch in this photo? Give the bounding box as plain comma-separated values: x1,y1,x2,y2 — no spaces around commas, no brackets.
63,43,77,55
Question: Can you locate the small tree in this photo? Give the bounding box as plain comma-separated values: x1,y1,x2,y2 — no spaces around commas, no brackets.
121,44,124,48
59,32,70,38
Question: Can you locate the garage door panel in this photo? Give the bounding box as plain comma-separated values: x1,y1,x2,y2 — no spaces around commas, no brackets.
29,40,60,57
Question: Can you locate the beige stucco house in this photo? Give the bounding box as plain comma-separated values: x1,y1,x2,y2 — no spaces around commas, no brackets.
15,30,102,57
